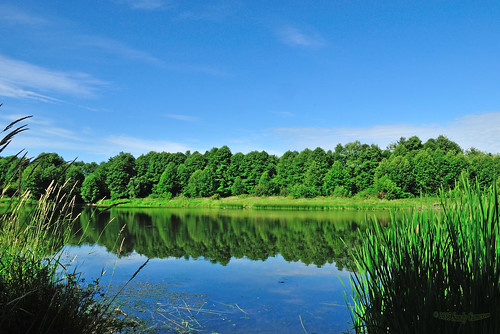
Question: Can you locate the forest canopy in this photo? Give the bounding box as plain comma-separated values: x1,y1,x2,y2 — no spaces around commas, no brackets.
1,135,499,203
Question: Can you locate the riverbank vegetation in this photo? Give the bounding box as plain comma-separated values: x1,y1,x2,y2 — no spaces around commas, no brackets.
0,112,139,333
1,136,498,206
347,179,500,333
94,194,438,210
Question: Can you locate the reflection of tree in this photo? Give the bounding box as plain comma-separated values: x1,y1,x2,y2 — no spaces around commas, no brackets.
73,208,386,271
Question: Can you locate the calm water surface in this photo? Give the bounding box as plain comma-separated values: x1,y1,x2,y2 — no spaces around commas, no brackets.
64,208,393,333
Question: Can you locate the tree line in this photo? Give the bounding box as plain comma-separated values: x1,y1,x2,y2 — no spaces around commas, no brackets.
0,135,498,202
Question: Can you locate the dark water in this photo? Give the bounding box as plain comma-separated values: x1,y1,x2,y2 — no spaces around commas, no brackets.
63,208,392,333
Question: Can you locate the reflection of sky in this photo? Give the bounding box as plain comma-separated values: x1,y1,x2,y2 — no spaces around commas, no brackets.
66,244,353,333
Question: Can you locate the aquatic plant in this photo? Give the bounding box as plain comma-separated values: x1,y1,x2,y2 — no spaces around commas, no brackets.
347,178,499,333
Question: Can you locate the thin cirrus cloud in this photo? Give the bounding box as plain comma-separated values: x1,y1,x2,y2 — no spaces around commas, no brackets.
79,36,228,76
0,54,108,101
116,0,170,10
79,35,166,67
277,26,326,48
105,135,190,155
0,4,49,26
164,114,199,122
177,0,242,21
0,113,191,160
269,112,500,153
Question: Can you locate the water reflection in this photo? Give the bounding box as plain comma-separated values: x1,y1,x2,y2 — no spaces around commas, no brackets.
73,208,391,270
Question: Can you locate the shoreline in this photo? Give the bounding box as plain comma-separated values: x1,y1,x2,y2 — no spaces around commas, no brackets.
89,195,438,211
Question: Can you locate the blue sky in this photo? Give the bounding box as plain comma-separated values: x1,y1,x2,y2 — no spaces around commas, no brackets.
1,1,499,162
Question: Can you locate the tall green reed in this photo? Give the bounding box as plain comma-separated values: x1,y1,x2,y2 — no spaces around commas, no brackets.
346,178,499,333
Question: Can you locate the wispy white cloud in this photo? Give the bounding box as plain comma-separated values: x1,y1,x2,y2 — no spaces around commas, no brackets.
79,36,166,66
79,35,229,76
177,0,242,21
269,110,294,118
116,0,170,10
268,112,500,153
277,26,325,48
0,113,191,161
0,4,49,26
164,114,199,122
105,135,190,155
0,54,108,101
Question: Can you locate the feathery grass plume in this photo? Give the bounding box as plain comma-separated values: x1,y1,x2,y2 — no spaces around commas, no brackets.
345,177,499,333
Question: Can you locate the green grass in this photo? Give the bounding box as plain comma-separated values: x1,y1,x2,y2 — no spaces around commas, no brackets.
346,178,500,333
94,195,438,211
0,181,140,333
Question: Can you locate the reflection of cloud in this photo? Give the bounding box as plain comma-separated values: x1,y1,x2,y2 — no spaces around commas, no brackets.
0,54,108,101
268,112,500,153
278,26,325,48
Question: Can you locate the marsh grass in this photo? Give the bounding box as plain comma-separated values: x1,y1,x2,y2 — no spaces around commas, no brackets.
346,178,499,333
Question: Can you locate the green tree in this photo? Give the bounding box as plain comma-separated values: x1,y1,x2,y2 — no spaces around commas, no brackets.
413,150,438,194
323,161,348,196
275,150,298,195
206,146,232,196
230,176,245,196
81,166,109,203
22,153,66,199
254,171,271,196
185,167,215,198
105,152,136,199
179,151,206,195
127,175,151,198
153,162,179,197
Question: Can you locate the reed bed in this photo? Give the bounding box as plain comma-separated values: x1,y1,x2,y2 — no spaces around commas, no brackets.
346,179,499,333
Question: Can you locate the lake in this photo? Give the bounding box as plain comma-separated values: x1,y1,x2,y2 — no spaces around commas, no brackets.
63,207,393,333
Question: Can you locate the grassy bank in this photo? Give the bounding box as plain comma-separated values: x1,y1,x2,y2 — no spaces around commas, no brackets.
346,179,500,333
93,195,439,211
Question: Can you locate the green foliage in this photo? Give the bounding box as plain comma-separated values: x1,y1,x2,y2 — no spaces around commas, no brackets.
373,174,404,199
153,161,179,197
105,152,136,199
22,153,66,199
206,146,232,196
323,161,347,196
2,134,499,202
230,176,245,196
81,165,108,203
127,174,151,198
185,167,215,198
